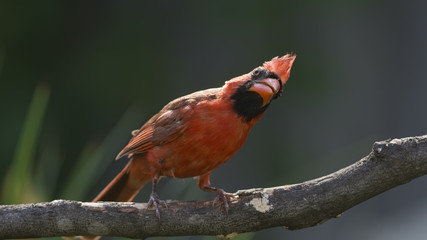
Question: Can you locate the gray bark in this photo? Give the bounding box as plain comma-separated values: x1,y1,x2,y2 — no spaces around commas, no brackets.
1,135,427,239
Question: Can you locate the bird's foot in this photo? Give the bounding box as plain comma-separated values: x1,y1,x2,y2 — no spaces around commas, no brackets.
147,192,167,219
212,188,235,214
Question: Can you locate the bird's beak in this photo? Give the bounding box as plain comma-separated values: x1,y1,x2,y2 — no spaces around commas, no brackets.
249,78,281,107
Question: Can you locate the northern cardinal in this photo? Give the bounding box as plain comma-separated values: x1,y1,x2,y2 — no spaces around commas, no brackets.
92,54,295,219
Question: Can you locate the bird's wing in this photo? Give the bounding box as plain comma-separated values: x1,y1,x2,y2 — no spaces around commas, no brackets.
115,108,189,159
115,89,219,160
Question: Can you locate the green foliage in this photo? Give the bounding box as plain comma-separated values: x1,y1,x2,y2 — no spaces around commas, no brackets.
2,83,50,204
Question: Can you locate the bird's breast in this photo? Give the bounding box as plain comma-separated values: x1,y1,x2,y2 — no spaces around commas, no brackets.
146,99,255,178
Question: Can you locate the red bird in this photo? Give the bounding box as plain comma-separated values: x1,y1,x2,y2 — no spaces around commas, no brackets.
93,54,295,217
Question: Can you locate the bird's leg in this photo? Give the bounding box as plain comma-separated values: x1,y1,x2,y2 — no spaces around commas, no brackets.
147,177,167,219
202,186,235,214
198,173,234,214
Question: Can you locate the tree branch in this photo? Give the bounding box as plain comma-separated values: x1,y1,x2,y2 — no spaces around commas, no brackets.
2,135,427,239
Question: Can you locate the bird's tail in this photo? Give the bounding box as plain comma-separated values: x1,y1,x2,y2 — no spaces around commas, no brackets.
67,158,152,240
93,158,151,202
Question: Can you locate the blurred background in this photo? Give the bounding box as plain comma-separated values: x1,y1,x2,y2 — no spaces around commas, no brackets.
1,0,427,239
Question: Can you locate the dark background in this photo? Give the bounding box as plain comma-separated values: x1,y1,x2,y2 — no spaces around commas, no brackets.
1,1,427,240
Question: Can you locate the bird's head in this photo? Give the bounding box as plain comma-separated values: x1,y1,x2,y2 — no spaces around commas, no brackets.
222,54,296,122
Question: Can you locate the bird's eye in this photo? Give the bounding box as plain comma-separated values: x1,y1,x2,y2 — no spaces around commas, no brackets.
252,68,264,78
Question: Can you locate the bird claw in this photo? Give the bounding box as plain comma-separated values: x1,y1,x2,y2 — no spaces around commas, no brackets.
147,192,167,219
212,188,234,214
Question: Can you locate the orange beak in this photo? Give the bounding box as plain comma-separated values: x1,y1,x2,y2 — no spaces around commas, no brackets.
249,78,281,107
